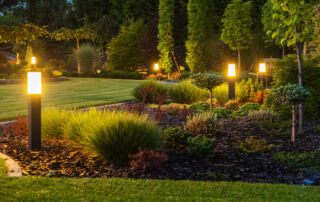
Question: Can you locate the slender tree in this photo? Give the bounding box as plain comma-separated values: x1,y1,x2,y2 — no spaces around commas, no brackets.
157,0,175,75
264,0,318,131
221,0,253,75
51,27,93,73
186,0,216,73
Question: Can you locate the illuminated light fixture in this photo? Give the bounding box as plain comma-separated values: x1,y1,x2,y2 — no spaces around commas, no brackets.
31,56,36,65
228,64,236,77
259,63,266,73
154,63,159,71
28,72,42,95
228,64,236,100
27,72,42,150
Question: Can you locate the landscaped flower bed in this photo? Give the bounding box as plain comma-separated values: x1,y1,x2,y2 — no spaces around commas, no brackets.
0,102,320,185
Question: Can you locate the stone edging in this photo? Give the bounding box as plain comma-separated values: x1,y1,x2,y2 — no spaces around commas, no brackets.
0,153,22,177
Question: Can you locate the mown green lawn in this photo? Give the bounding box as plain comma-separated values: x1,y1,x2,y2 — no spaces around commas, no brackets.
0,177,318,201
0,158,6,177
0,78,143,121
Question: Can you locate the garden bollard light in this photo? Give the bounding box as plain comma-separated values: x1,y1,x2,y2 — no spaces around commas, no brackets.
228,64,236,100
28,70,42,150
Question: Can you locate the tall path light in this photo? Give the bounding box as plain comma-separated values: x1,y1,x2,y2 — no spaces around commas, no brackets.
228,64,236,100
154,63,159,71
258,63,266,87
28,57,42,150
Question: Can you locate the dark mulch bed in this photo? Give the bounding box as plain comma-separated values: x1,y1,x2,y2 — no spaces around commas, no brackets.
0,105,320,185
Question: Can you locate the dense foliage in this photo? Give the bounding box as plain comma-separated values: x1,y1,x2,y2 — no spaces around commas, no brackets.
157,0,175,74
105,20,145,72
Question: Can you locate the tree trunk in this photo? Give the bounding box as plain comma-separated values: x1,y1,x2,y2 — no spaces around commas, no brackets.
292,105,296,144
15,37,20,64
296,35,304,132
238,49,241,76
76,38,80,73
282,46,285,58
303,42,307,56
171,51,180,73
209,90,213,116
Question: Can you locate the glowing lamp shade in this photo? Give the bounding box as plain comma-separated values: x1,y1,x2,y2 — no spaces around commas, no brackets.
31,57,36,65
259,63,266,73
154,63,159,71
228,64,236,77
28,72,42,94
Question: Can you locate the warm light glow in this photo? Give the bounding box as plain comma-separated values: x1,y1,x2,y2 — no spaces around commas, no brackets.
259,63,266,73
154,63,159,71
28,72,41,94
228,64,236,77
31,57,36,65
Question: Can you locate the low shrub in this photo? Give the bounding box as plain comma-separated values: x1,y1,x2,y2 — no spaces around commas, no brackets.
0,73,9,79
189,102,210,112
259,119,292,136
129,148,168,172
213,108,232,118
163,127,192,147
254,90,267,104
236,136,275,153
187,135,216,157
179,72,192,80
234,103,261,116
185,113,220,137
132,80,168,103
212,83,229,105
224,99,240,110
83,111,162,161
248,110,279,122
3,114,28,136
169,79,208,104
273,151,320,171
97,70,142,80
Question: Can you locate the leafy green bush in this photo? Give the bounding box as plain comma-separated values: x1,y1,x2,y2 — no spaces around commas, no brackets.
188,135,216,157
236,136,275,153
185,113,220,137
97,70,142,80
272,55,320,119
212,83,229,105
273,151,320,171
213,108,232,118
76,45,97,74
189,102,210,112
225,99,240,110
163,127,192,147
0,73,9,79
259,119,291,136
132,80,168,103
237,78,263,102
169,79,208,104
83,111,161,161
105,20,144,71
179,72,192,80
234,103,261,116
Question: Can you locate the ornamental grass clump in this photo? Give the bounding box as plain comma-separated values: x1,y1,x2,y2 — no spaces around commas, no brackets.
82,111,162,161
169,79,208,104
42,108,71,139
272,84,310,143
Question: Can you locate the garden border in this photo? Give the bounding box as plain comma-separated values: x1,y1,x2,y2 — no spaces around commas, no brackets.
0,152,22,177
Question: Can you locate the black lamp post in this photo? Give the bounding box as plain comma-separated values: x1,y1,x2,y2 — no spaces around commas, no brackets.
228,64,236,100
28,57,42,150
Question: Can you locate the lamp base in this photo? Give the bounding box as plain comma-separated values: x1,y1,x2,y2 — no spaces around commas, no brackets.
28,94,41,150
